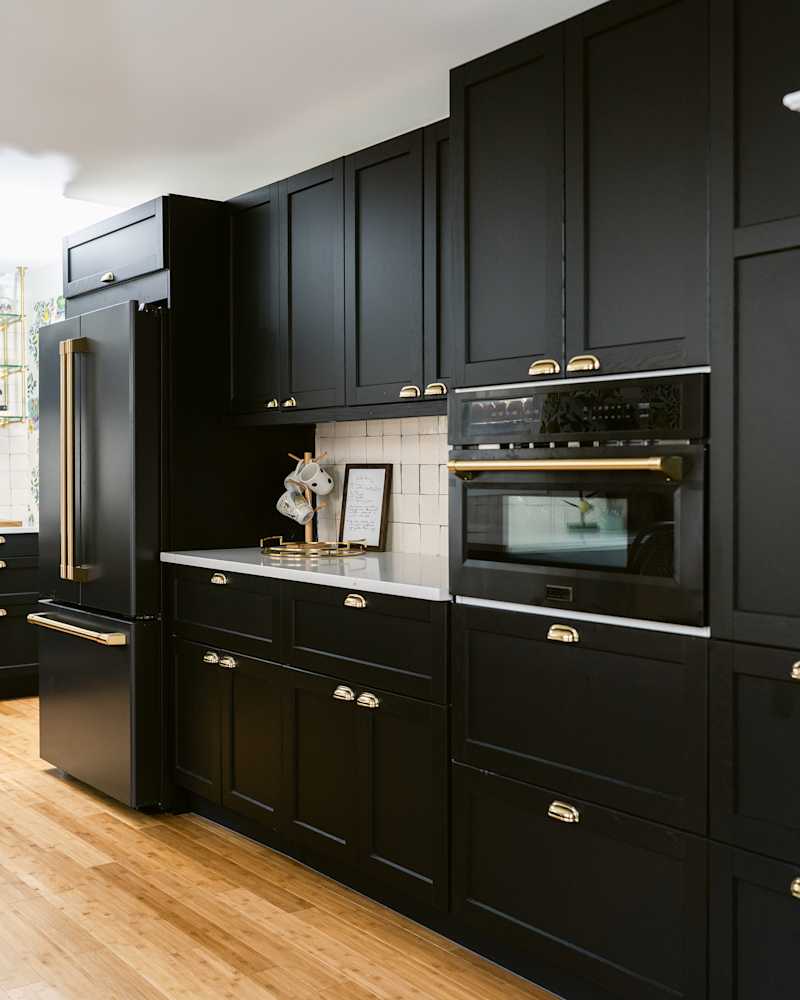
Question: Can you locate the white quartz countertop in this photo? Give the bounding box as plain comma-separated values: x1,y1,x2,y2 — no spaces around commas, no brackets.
160,547,451,602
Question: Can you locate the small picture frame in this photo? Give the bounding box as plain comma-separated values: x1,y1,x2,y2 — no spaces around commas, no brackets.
339,463,393,552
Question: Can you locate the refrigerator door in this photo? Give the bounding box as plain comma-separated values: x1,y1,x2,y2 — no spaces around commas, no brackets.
39,302,161,617
30,602,161,807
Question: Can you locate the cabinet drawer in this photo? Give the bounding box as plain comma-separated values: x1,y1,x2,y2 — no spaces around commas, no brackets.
0,533,38,558
710,843,800,1000
281,582,447,702
0,556,39,596
710,640,800,863
64,199,166,298
169,566,280,660
453,606,707,831
453,763,707,1000
0,597,38,669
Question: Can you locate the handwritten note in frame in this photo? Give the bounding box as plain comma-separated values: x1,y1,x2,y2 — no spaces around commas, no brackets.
339,464,393,551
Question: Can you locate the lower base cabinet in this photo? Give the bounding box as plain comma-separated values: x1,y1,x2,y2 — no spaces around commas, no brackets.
0,596,39,698
452,763,708,1000
710,843,800,1000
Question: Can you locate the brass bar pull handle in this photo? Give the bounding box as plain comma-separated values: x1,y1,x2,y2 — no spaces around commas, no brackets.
399,385,421,399
791,878,800,899
424,382,448,396
448,457,682,481
356,692,381,710
548,801,581,824
547,624,580,644
344,593,367,609
566,354,600,373
210,573,228,585
100,271,116,283
202,651,220,664
333,685,355,702
219,655,237,670
27,612,128,646
791,662,800,680
59,337,91,583
528,358,561,376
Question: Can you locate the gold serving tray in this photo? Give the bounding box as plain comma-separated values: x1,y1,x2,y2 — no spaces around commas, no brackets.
260,536,366,559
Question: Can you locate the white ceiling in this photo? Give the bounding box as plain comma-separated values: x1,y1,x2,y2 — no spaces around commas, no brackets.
1,0,599,270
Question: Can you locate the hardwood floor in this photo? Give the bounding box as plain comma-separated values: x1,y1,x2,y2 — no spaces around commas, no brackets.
0,698,554,1000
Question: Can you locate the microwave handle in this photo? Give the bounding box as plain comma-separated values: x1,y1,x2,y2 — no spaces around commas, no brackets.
447,456,683,481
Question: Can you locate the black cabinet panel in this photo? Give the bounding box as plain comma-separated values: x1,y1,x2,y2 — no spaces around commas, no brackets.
710,641,800,863
453,764,707,1000
0,597,38,670
565,0,709,374
279,161,345,410
453,606,708,832
281,582,447,702
229,185,281,412
735,0,800,229
345,131,424,404
221,650,284,828
172,638,222,800
0,533,38,559
711,245,800,645
0,557,39,595
710,843,800,1000
451,30,563,387
423,120,453,396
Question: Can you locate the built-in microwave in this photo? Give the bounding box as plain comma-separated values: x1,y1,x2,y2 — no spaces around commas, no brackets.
448,374,707,627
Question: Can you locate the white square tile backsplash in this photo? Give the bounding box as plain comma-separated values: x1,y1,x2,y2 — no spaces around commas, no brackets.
315,415,449,555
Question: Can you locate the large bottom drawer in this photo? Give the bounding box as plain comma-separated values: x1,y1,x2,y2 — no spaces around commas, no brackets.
452,763,707,1000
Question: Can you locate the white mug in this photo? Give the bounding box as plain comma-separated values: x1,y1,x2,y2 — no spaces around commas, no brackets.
276,489,315,525
286,460,335,496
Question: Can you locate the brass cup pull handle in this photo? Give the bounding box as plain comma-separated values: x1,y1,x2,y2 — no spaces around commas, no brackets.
791,662,800,680
219,655,237,670
202,651,220,665
333,685,355,702
0,609,6,617
0,561,5,570
282,397,297,408
399,385,421,399
548,801,581,824
100,271,116,283
210,573,228,585
547,624,580,644
356,692,381,710
27,612,128,646
344,593,367,609
528,358,561,377
265,398,280,409
791,878,800,899
566,354,600,373
0,536,5,545
424,382,448,396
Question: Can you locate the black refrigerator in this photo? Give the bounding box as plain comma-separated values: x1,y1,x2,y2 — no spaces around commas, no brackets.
31,301,162,807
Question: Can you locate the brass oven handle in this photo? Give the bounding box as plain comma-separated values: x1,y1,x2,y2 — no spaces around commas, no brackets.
448,456,683,480
219,655,237,670
792,662,800,681
203,651,220,664
399,385,421,399
210,573,228,585
344,593,367,609
547,624,580,644
356,692,381,710
566,354,600,373
791,878,800,900
100,271,116,283
528,358,561,376
333,685,355,702
424,382,448,396
59,337,91,583
548,801,581,824
27,612,128,646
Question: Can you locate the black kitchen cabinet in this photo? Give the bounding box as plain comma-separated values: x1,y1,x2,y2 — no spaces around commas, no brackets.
423,120,453,397
0,596,39,698
229,184,281,413
564,0,709,375
452,763,708,1000
345,131,424,405
451,29,564,387
709,843,800,1000
710,641,800,864
278,160,345,411
453,605,708,832
172,637,222,801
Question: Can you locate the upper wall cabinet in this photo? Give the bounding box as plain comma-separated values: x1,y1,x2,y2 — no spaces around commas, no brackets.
564,0,710,376
345,131,425,405
450,29,564,387
423,120,453,397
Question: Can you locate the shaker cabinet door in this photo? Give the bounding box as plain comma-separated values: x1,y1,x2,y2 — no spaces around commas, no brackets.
172,638,222,802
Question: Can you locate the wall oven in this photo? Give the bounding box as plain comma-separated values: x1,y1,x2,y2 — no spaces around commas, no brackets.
448,374,707,626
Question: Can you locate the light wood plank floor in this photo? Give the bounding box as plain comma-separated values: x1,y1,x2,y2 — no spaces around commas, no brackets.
0,698,555,1000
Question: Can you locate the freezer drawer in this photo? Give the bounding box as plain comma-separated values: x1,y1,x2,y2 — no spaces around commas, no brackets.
31,603,161,807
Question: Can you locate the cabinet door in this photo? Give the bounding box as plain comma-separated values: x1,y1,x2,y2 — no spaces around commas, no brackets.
710,843,800,1000
356,689,448,908
345,131,424,405
282,666,359,864
423,120,453,398
565,0,709,375
711,245,800,645
221,650,284,829
453,764,708,1000
710,641,800,863
279,161,345,410
229,185,282,413
451,29,563,387
172,638,222,801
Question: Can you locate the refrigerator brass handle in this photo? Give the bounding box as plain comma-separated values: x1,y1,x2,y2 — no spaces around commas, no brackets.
792,662,800,680
528,358,561,376
27,612,128,646
202,651,220,664
356,692,381,710
547,624,579,644
333,685,355,702
566,354,600,373
791,878,800,899
210,573,228,585
399,385,421,399
423,382,448,396
59,337,91,583
447,457,683,481
219,655,237,670
548,801,581,824
344,593,367,609
100,271,116,283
